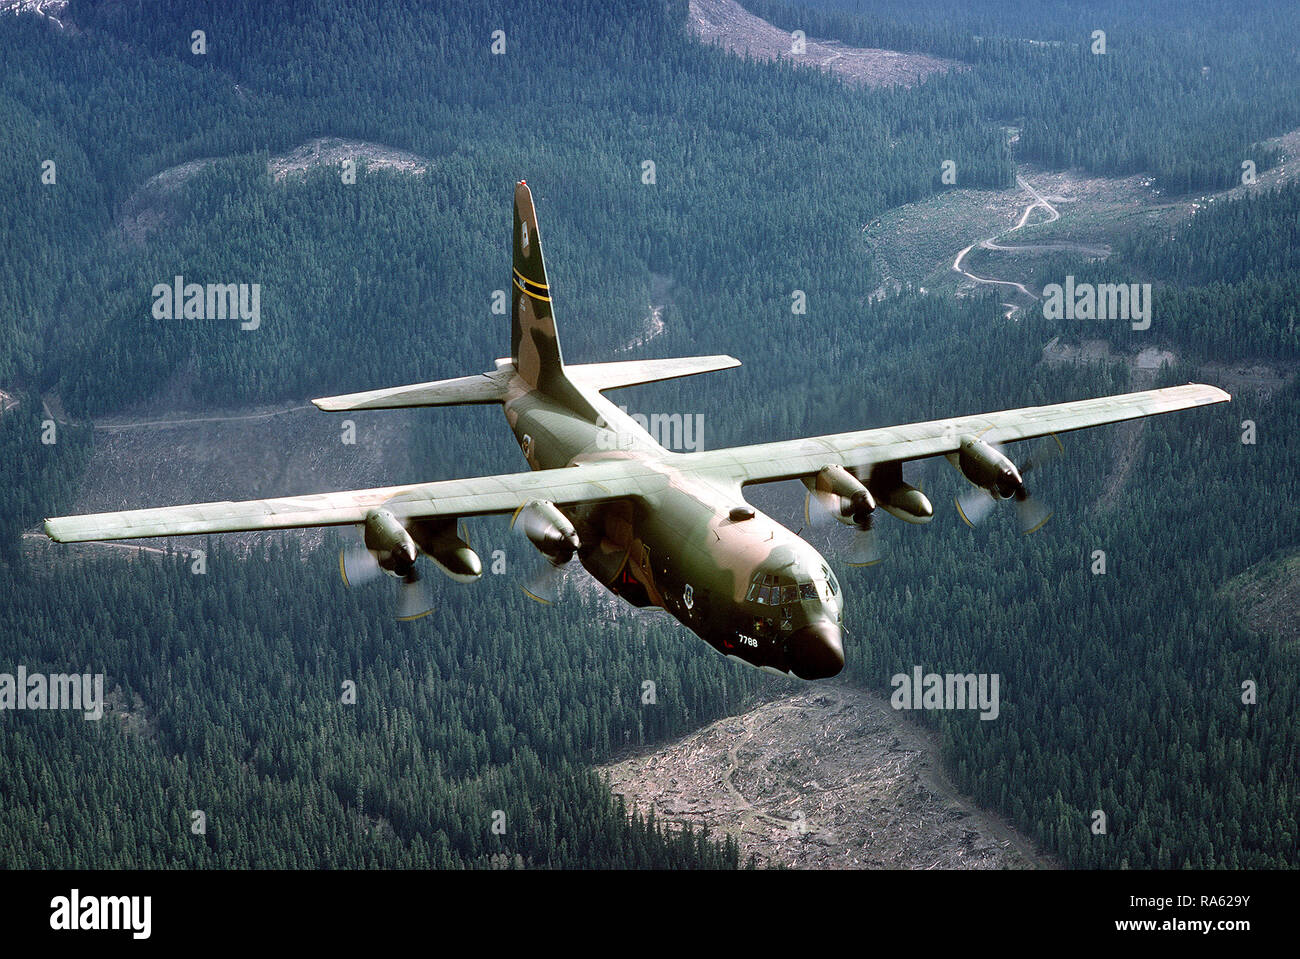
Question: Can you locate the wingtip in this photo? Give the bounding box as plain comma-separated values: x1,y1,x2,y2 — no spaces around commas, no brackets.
311,397,342,411
1180,382,1231,404
1199,383,1232,404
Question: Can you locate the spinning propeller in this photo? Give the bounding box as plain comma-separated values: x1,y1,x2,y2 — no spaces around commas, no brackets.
511,500,580,604
954,434,1063,534
803,465,884,567
338,508,435,621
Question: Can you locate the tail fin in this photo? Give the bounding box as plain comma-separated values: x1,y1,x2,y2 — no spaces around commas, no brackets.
512,181,566,393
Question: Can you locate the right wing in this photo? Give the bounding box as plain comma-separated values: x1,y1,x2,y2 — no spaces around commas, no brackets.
44,460,666,542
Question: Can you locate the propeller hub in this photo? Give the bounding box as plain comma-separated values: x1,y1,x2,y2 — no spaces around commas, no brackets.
848,490,875,528
995,467,1023,500
517,500,580,564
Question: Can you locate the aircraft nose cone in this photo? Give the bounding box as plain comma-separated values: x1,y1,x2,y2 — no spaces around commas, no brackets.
788,621,844,680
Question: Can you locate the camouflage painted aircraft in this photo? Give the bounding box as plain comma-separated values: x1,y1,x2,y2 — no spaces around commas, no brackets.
46,182,1231,680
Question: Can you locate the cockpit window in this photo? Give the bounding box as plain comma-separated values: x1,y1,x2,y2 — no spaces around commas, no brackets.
821,565,839,596
746,574,778,604
748,571,829,606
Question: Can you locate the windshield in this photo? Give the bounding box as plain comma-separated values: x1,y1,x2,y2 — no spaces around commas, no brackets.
746,570,835,605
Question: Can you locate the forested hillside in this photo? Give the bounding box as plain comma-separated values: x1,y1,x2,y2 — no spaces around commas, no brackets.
1,538,756,867
2,0,1297,869
1036,179,1300,361
1,0,1015,415
749,0,1300,192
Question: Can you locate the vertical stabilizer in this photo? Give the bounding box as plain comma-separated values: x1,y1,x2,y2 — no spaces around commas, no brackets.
512,181,565,392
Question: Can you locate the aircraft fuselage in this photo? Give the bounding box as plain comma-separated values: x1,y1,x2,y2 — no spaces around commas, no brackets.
503,367,846,680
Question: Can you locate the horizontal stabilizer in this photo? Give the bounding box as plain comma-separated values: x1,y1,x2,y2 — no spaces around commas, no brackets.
312,369,511,411
566,355,740,393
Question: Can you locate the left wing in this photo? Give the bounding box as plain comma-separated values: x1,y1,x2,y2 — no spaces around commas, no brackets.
44,460,666,542
682,384,1231,485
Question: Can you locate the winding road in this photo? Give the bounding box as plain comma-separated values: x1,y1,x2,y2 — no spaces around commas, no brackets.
22,532,172,556
951,174,1108,319
93,404,314,431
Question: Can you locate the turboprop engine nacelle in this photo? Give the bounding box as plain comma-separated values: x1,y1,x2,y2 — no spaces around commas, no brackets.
363,509,418,578
872,481,934,524
812,464,876,528
955,437,1022,499
517,500,580,564
408,518,483,583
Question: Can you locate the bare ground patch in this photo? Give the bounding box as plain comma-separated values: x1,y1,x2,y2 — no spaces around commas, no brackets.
1221,551,1300,651
687,0,962,88
105,682,160,740
34,393,424,555
117,138,431,244
885,165,1162,297
600,681,1052,869
0,0,70,30
269,137,429,182
880,123,1300,302
617,272,674,353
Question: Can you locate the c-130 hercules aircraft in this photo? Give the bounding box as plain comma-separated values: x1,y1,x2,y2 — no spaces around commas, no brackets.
47,181,1230,680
